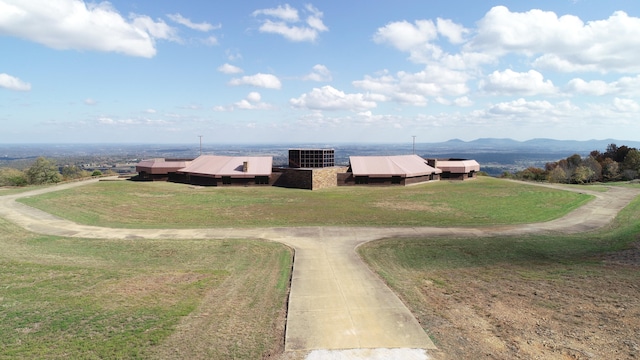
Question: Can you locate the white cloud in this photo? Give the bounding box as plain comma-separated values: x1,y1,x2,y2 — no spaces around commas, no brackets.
0,0,178,57
353,66,469,106
436,18,469,44
215,92,273,111
373,20,437,52
470,6,640,73
228,73,282,89
303,64,332,82
453,96,473,107
290,85,377,111
218,63,244,74
612,98,639,112
252,4,299,22
144,108,157,114
252,3,328,42
83,98,96,105
201,35,218,46
480,69,557,95
167,13,219,32
566,75,640,96
97,116,169,126
0,73,31,91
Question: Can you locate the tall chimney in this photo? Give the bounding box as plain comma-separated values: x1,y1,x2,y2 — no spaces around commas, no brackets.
242,161,248,172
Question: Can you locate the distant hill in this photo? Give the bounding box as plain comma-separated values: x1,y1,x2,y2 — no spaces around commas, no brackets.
423,138,640,153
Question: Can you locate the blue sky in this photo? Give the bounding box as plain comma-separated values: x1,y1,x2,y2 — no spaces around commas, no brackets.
1,0,639,144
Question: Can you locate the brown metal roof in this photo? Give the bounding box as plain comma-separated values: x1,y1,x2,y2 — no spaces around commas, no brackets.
349,155,442,177
136,158,192,175
435,159,480,173
178,155,272,178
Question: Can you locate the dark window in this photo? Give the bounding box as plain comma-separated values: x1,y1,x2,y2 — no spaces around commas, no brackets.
222,176,231,185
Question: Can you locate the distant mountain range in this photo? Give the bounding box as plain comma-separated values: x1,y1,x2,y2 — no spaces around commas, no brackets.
422,138,640,153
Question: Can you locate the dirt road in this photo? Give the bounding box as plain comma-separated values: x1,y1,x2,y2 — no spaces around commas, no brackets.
1,179,638,360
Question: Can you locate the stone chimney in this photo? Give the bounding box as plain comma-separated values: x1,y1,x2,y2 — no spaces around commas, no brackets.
242,161,248,172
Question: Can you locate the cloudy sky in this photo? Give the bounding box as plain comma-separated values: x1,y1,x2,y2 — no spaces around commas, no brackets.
1,0,639,144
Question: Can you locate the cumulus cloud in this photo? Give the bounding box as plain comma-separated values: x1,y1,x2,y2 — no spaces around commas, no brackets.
469,6,640,73
453,96,473,107
566,75,640,96
436,18,470,44
373,19,438,52
167,13,220,32
214,92,273,111
0,73,31,91
290,85,377,111
0,0,178,57
612,98,639,112
218,63,244,74
480,69,557,95
228,73,282,89
353,66,469,106
303,64,332,82
252,3,328,42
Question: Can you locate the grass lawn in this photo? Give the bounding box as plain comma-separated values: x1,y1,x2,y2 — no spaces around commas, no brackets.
16,177,592,228
0,217,292,359
358,186,640,359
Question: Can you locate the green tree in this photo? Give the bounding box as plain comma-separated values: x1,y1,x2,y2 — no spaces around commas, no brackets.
61,165,89,180
571,165,594,184
26,157,61,185
601,158,620,181
622,149,640,179
582,156,602,182
547,166,567,183
0,168,28,186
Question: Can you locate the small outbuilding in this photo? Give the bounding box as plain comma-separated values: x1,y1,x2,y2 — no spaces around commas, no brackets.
338,154,441,186
428,158,480,180
135,158,193,181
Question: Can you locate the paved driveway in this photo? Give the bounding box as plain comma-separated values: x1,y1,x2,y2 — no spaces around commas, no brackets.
1,179,638,360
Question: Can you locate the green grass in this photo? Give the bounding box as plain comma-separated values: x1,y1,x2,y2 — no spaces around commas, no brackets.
17,177,593,228
0,218,292,359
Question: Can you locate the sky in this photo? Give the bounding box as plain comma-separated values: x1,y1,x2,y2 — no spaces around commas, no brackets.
1,0,639,144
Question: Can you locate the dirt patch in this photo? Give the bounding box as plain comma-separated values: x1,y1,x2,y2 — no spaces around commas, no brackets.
132,193,174,198
414,261,640,360
374,201,451,212
601,240,640,266
100,272,211,307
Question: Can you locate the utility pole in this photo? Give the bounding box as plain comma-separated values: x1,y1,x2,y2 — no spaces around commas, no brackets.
412,135,416,155
198,135,202,156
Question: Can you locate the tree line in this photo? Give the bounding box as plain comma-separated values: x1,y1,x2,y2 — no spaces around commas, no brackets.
0,157,103,187
504,144,640,183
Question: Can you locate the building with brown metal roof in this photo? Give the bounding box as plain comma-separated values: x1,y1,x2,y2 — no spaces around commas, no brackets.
176,155,274,186
135,158,193,181
134,152,480,189
428,158,480,180
338,155,442,186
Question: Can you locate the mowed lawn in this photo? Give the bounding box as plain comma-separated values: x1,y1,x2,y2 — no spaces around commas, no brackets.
0,217,292,359
17,177,592,228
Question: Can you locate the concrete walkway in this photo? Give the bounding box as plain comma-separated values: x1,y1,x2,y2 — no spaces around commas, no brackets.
1,179,639,359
